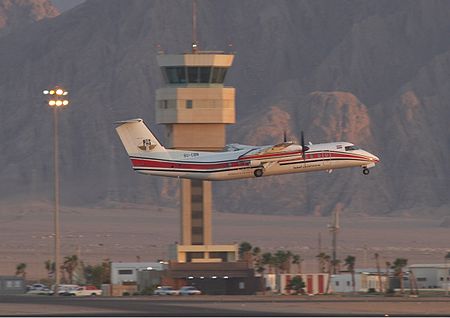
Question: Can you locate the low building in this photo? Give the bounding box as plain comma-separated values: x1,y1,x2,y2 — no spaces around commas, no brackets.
110,262,165,285
409,264,450,289
329,270,387,293
163,261,262,295
265,273,329,295
110,262,166,296
0,276,25,295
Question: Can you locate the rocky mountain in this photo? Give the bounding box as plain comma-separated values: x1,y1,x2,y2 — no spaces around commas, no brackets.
0,0,58,37
0,0,448,216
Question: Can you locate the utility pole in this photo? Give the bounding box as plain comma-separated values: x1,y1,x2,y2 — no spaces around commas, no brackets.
318,232,322,272
445,252,450,296
328,210,340,274
374,252,383,293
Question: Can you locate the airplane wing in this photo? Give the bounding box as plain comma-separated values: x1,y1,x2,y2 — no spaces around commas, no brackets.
223,143,255,152
248,142,295,155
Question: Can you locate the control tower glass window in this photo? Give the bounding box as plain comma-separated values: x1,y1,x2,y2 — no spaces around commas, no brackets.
163,66,228,84
211,67,228,83
187,67,211,83
165,66,187,84
199,67,211,82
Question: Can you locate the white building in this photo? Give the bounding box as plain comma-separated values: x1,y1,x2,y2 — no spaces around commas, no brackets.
110,262,165,285
409,264,450,289
330,270,387,293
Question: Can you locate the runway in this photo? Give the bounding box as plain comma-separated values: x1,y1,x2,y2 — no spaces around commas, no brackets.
1,295,450,316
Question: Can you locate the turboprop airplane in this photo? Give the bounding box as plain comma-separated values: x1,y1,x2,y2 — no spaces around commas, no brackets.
115,118,379,181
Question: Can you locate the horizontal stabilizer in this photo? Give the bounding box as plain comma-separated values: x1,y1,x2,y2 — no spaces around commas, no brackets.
114,118,143,124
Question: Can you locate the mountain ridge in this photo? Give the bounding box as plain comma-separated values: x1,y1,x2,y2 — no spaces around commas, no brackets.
0,0,448,216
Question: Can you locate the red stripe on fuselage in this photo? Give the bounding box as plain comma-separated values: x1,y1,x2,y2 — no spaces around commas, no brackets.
131,158,249,170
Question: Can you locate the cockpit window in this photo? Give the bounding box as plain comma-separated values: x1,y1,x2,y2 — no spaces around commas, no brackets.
345,145,359,151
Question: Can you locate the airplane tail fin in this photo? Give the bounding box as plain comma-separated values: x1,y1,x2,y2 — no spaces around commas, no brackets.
114,118,166,155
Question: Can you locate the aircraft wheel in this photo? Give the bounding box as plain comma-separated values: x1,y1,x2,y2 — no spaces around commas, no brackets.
254,168,264,177
363,168,370,175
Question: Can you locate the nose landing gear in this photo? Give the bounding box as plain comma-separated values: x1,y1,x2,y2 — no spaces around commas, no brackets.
362,168,370,175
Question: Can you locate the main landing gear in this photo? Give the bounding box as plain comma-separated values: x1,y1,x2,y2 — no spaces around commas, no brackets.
254,168,264,177
362,168,370,175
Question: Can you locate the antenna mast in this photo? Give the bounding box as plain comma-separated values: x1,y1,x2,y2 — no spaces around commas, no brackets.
192,0,198,53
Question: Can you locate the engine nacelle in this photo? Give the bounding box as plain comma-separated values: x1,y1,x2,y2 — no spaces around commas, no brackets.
250,160,262,167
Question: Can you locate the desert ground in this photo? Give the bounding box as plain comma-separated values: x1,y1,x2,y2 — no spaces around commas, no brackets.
0,201,449,279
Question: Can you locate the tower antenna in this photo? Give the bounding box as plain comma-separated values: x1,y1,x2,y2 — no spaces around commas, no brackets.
192,0,198,53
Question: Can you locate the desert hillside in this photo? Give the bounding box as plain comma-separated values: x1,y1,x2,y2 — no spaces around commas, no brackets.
0,0,448,216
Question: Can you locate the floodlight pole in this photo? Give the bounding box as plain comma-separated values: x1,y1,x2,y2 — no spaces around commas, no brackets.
53,105,61,295
43,87,68,296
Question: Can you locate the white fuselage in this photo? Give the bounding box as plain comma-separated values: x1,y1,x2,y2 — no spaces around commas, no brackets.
129,141,379,181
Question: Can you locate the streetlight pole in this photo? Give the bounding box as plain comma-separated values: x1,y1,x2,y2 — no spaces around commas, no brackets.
43,88,69,295
445,252,450,297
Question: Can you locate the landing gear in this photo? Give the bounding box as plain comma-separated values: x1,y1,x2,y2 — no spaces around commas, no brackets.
362,168,370,175
254,168,264,177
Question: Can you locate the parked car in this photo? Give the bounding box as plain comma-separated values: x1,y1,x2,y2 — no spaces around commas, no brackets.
28,283,48,291
65,285,102,296
178,286,201,295
153,286,179,296
26,287,54,295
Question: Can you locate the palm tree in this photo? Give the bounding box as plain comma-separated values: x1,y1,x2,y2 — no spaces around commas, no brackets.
391,258,408,294
238,241,253,265
374,253,383,293
252,247,264,274
252,246,261,256
316,252,328,273
292,254,302,274
274,250,291,274
261,252,274,274
45,260,55,278
331,259,341,274
238,241,252,258
15,263,27,279
63,255,79,284
344,255,356,293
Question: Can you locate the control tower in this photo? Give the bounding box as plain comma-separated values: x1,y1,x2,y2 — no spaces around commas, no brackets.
155,52,238,263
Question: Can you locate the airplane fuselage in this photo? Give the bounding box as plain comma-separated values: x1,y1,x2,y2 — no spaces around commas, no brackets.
129,142,379,181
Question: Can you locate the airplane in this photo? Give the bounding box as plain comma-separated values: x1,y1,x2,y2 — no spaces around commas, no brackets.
115,118,380,181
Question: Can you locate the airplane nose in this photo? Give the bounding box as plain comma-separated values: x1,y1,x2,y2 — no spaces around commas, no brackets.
370,154,380,163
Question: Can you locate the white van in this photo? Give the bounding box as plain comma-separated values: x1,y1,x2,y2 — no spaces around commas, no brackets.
52,284,79,295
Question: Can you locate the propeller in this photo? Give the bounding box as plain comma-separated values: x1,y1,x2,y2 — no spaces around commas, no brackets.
283,131,287,143
301,130,309,160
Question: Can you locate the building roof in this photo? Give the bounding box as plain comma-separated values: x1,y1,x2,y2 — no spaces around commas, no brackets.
409,264,449,268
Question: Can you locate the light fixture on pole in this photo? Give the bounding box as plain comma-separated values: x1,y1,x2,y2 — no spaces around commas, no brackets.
43,87,69,296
